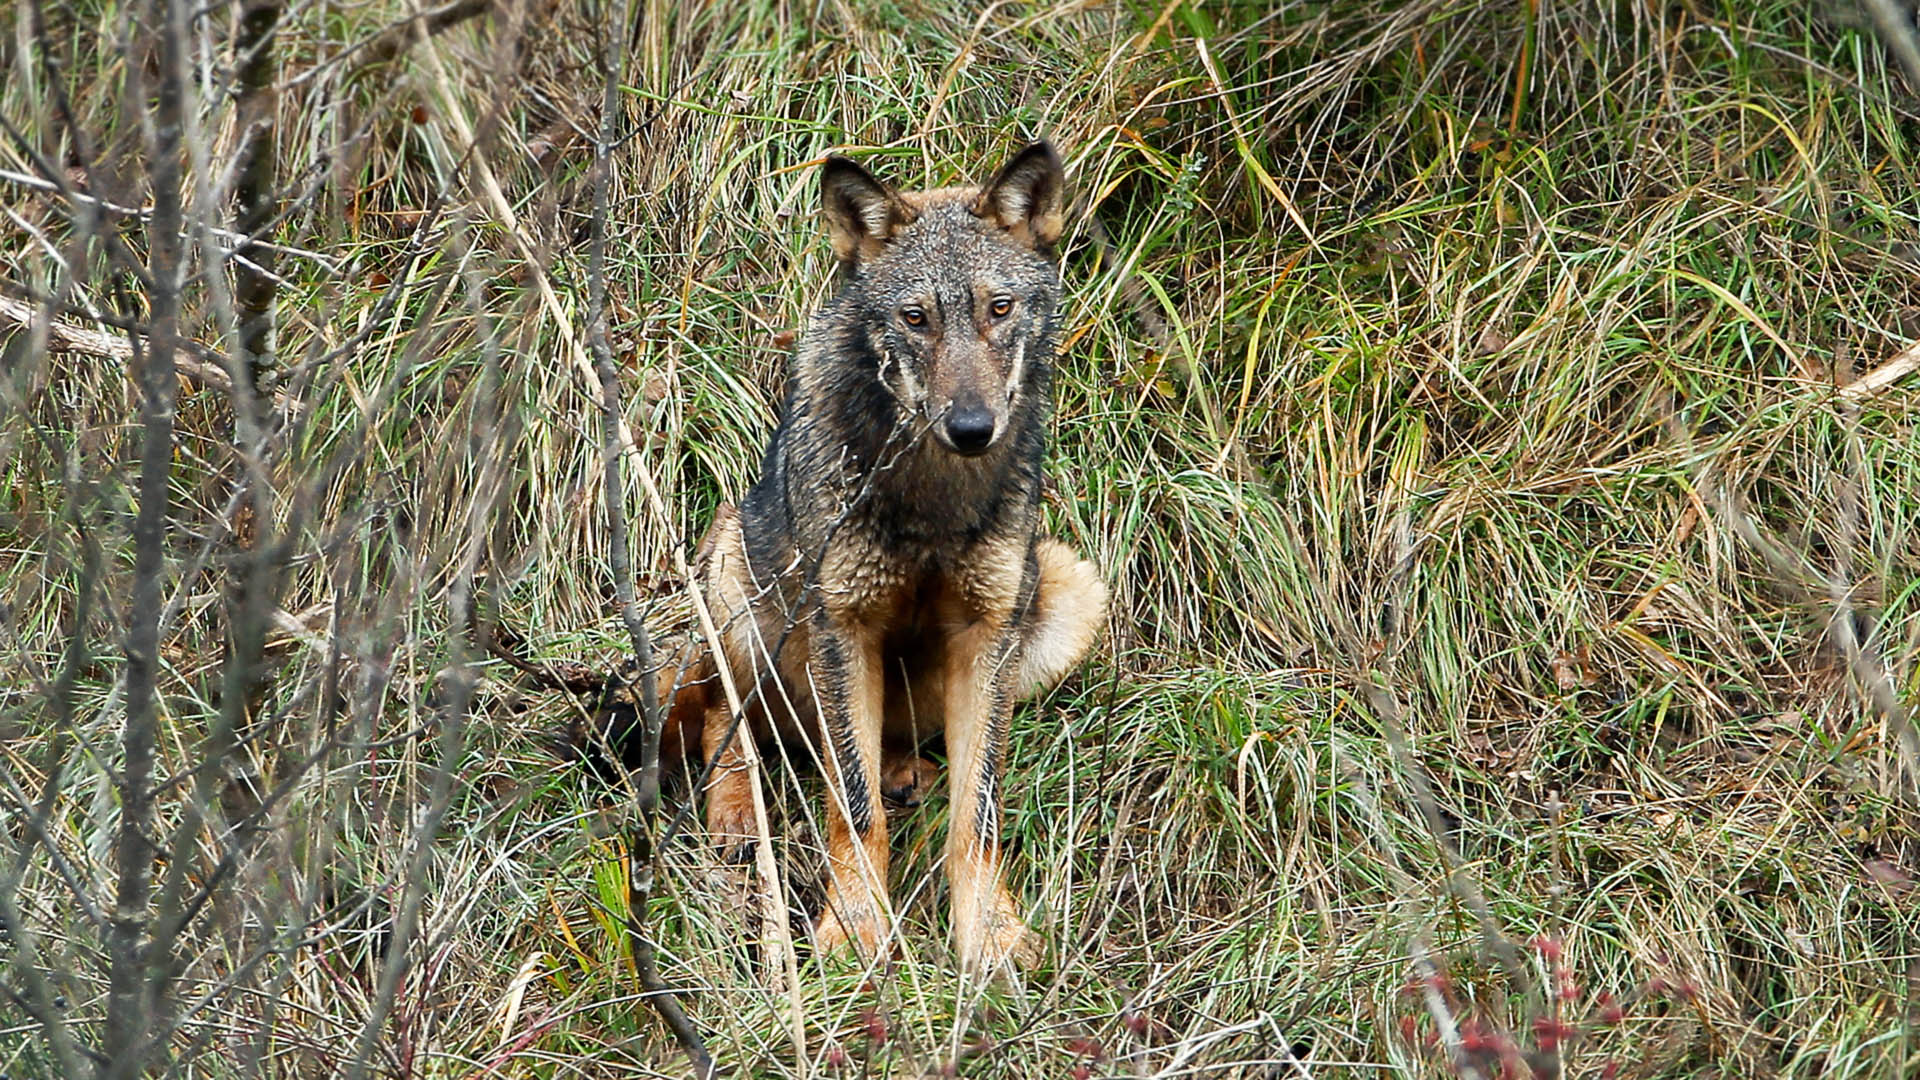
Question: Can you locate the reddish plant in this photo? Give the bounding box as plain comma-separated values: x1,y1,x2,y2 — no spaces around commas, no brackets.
1394,936,1694,1077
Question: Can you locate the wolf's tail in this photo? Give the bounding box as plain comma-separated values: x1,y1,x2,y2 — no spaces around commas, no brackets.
1017,538,1110,697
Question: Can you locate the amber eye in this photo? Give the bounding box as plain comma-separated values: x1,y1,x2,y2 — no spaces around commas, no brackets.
990,296,1014,319
902,307,927,327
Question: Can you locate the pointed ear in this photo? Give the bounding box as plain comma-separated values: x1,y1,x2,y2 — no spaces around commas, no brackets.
973,141,1065,250
821,155,914,266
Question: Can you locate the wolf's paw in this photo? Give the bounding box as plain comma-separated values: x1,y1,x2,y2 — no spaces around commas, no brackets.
705,800,758,862
963,920,1040,977
957,893,1039,976
811,904,890,964
880,753,941,808
699,859,759,942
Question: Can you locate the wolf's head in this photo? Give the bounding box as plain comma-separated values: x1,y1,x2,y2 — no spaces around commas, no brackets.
820,142,1065,457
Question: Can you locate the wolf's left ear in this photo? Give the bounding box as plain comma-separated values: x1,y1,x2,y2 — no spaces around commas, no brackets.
973,141,1065,251
822,155,915,266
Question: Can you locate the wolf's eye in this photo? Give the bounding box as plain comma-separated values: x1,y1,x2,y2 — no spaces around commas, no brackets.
901,307,927,328
990,296,1014,319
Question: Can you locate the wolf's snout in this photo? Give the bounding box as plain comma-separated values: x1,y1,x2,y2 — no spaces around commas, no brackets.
945,402,997,455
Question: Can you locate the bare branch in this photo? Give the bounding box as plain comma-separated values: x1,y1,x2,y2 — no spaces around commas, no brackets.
231,0,281,405
346,0,492,78
585,0,714,1071
102,0,191,1072
0,295,133,360
0,290,305,414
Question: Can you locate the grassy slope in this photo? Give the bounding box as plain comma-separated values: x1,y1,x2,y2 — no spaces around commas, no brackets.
3,0,1919,1076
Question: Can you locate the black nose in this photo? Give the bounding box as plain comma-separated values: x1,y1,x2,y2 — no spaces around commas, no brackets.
945,405,996,454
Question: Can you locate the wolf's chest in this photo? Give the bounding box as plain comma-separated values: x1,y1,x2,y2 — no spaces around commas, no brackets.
819,524,1031,629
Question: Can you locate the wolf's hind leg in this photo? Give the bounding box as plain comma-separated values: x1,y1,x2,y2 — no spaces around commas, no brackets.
700,700,756,862
695,504,761,862
1016,538,1108,697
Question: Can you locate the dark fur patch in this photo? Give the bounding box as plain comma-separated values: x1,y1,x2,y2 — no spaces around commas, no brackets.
973,749,1000,846
814,627,874,836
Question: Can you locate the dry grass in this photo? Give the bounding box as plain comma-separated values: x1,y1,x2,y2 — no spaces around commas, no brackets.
2,0,1919,1076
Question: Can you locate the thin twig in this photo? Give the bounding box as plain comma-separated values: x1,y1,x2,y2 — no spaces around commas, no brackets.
1837,336,1920,403
0,167,343,271
585,0,714,1073
344,0,492,79
0,289,301,413
1355,677,1543,1024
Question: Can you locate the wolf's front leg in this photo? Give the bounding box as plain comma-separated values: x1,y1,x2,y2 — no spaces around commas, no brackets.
943,608,1040,976
807,610,892,961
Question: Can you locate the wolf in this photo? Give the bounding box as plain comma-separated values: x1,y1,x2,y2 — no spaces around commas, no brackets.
661,141,1107,975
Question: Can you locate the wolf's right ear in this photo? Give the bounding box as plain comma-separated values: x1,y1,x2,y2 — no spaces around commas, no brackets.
821,156,914,267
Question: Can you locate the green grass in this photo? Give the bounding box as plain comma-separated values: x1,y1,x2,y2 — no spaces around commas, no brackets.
3,0,1919,1076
